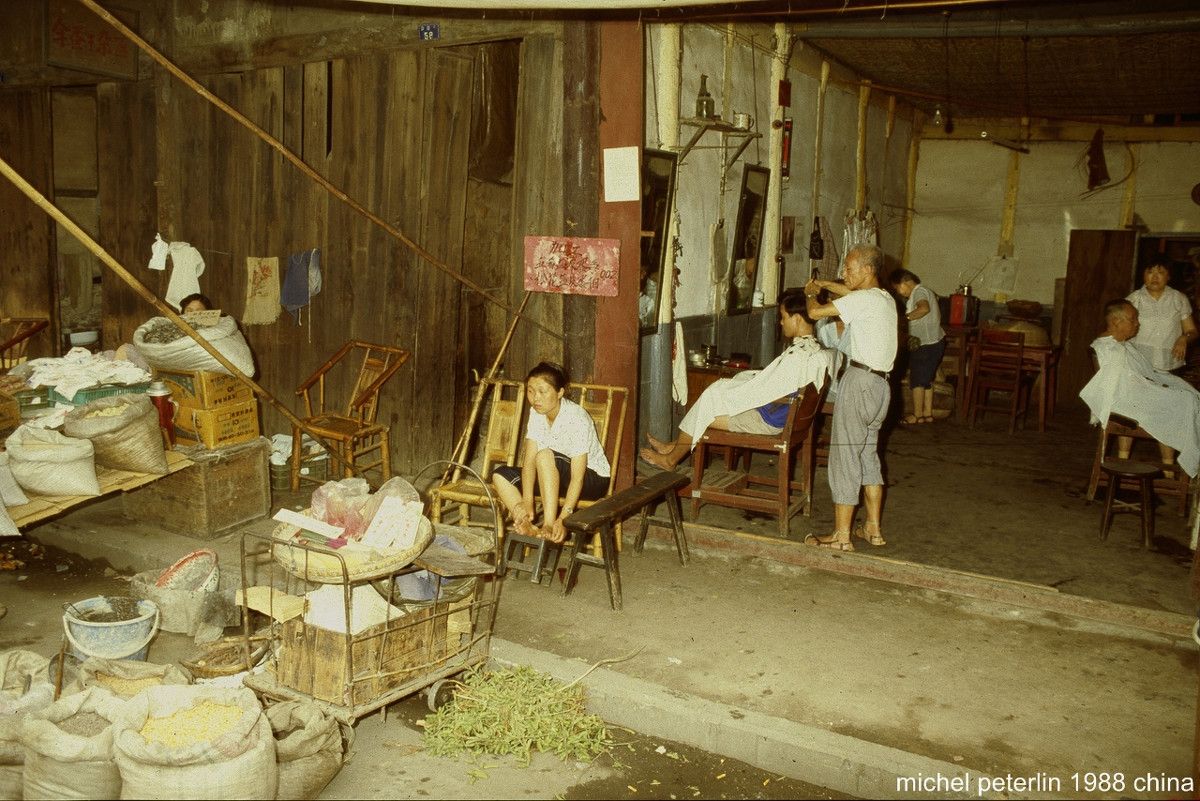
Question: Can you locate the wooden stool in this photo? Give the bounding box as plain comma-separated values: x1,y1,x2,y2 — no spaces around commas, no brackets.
561,470,691,611
499,529,562,586
1099,460,1160,549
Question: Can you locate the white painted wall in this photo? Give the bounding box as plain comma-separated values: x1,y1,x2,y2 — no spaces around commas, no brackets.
910,140,1200,304
645,25,916,321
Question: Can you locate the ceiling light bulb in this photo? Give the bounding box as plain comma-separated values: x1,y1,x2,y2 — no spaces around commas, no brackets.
932,106,944,127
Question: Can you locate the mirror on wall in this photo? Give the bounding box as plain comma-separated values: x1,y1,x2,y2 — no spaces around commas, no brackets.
727,164,770,315
639,149,678,332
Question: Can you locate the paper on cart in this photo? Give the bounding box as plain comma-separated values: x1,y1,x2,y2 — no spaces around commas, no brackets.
360,496,424,549
237,586,306,622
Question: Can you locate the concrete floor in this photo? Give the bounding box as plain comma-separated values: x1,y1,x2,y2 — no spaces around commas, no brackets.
5,396,1199,798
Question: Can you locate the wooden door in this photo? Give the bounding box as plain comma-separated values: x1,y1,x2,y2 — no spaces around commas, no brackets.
1060,229,1138,400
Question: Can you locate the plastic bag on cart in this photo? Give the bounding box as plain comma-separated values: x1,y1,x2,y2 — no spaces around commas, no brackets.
309,478,370,538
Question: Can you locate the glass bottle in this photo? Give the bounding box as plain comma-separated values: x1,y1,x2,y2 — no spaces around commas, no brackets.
696,74,715,119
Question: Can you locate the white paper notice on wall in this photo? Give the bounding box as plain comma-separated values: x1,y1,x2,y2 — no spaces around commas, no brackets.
603,146,640,203
983,255,1018,294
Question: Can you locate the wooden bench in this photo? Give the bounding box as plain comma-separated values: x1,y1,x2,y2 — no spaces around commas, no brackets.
559,469,691,611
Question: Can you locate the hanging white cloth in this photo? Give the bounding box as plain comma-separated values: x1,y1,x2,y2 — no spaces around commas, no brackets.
671,321,688,406
164,241,206,311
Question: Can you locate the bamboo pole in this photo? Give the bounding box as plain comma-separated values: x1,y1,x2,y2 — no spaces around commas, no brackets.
443,291,531,484
0,155,360,479
74,0,560,342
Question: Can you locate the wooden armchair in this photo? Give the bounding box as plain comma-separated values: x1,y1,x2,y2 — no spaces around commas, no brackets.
0,318,49,372
689,381,827,540
967,328,1034,434
290,341,410,490
429,378,527,528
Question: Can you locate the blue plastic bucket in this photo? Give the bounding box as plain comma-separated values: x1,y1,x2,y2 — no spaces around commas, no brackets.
62,597,159,661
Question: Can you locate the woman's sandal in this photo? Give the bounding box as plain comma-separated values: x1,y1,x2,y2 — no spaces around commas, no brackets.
918,415,934,424
804,532,854,551
899,414,919,426
852,522,886,547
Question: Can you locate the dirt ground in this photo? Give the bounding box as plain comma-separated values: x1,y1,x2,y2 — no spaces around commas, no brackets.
2,394,1197,799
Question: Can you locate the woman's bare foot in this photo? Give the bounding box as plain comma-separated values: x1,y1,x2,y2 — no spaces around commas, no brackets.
513,517,538,538
645,433,675,456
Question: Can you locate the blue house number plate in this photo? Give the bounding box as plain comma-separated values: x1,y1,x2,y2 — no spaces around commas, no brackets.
418,23,440,41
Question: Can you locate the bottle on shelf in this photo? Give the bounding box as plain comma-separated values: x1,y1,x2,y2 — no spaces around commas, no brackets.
696,74,715,120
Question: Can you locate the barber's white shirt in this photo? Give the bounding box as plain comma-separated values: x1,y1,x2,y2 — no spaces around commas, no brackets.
832,287,898,372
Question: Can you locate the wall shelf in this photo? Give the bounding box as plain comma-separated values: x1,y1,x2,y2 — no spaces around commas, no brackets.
676,117,762,174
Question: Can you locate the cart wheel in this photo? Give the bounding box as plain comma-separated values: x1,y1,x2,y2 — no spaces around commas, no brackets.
425,679,455,712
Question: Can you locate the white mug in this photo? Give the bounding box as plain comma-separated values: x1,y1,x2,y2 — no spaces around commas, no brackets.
733,112,752,130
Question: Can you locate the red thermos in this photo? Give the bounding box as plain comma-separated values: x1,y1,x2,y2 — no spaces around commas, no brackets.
949,285,980,327
146,380,179,448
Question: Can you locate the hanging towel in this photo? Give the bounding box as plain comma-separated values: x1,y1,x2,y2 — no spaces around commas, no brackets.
164,242,206,310
671,321,689,406
148,233,169,271
243,256,281,325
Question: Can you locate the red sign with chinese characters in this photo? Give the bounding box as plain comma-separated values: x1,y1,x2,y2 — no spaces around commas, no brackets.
523,236,620,297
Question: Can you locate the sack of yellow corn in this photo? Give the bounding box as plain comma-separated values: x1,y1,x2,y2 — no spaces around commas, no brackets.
65,657,190,699
111,686,276,799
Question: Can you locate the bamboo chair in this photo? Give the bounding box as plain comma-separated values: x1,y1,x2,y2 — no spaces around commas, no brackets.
429,378,527,527
501,382,628,582
290,341,411,490
689,381,827,540
0,318,49,373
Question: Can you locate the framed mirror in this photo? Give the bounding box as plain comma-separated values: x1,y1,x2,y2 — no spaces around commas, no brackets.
639,149,678,332
727,164,770,315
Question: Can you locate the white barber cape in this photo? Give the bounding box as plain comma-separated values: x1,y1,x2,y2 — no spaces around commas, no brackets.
678,336,832,444
1079,334,1200,477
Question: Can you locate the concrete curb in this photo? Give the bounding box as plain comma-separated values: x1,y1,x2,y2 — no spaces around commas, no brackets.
490,638,1020,800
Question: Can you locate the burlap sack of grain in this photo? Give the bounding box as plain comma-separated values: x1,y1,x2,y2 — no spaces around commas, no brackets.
0,505,15,539
20,687,126,800
63,395,169,475
0,454,28,508
0,650,54,799
4,426,100,497
112,685,276,800
266,701,346,800
132,316,256,378
65,658,191,700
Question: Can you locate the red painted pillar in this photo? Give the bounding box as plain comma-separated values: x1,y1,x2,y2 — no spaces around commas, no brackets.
596,20,642,492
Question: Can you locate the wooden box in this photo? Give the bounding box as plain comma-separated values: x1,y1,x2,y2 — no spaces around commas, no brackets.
173,399,260,449
276,605,451,707
154,368,253,409
122,437,270,539
0,391,18,438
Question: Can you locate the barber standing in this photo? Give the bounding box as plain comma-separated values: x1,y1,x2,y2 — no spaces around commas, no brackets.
802,244,898,551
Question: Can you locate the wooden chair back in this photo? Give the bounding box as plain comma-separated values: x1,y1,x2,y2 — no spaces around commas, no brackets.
562,382,628,495
967,328,1031,433
479,378,526,476
295,341,411,424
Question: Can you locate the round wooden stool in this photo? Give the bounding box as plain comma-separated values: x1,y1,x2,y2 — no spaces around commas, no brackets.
1099,460,1160,549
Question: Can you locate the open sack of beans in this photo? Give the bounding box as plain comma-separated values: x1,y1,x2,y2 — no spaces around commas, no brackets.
112,685,276,800
132,316,255,378
3,426,100,497
19,687,126,800
63,394,168,475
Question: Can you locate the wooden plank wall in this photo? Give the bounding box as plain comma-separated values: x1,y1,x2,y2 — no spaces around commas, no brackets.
105,47,477,475
0,89,55,359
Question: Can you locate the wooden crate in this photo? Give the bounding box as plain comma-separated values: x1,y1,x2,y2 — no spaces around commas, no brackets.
154,368,253,409
276,605,452,707
173,399,260,449
121,437,270,539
